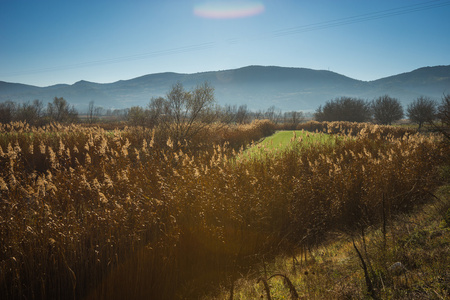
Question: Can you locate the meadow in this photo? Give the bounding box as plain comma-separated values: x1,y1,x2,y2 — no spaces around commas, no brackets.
241,130,337,160
0,120,447,299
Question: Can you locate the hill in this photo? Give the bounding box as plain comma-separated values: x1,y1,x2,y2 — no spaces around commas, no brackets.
1,65,449,112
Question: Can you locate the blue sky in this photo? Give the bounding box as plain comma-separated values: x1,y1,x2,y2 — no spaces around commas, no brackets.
1,0,449,87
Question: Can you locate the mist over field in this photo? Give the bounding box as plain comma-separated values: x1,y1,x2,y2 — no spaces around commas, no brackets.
1,65,449,112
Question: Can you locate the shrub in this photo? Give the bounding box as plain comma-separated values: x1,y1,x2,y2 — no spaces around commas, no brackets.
314,97,372,122
372,95,404,125
407,96,437,130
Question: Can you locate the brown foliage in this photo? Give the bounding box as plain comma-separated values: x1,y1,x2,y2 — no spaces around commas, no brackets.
0,120,444,299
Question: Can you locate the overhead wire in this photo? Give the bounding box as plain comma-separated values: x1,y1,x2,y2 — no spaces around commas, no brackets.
1,43,216,77
269,0,450,38
2,0,449,78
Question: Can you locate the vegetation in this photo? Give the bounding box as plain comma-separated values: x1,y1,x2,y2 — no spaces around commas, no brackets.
0,97,78,125
433,94,450,144
147,82,218,146
86,101,103,124
211,184,450,300
314,97,372,123
1,87,449,299
242,130,336,160
0,100,45,126
2,90,448,130
372,95,404,125
47,97,79,123
407,96,437,130
0,118,446,299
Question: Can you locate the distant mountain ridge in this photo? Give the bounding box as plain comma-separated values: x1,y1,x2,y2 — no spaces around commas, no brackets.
1,65,449,112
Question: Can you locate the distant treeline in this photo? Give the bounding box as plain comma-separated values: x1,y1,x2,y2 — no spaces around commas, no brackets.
1,82,449,132
0,83,309,127
315,94,449,130
0,97,78,126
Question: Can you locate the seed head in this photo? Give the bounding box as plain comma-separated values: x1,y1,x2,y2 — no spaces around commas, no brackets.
0,177,8,191
99,192,108,204
39,141,46,154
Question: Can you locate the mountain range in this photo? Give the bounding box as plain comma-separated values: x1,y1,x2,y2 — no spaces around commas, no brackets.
1,65,449,112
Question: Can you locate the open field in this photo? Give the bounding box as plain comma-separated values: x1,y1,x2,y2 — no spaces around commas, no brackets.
0,120,447,299
265,130,336,147
241,130,338,160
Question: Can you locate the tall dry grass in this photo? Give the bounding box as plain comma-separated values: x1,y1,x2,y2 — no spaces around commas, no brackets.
0,120,445,299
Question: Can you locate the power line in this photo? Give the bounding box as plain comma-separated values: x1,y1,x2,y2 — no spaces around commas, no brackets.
1,43,216,77
269,0,450,38
2,0,449,78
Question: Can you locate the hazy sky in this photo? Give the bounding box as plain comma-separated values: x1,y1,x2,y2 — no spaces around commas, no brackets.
1,0,449,87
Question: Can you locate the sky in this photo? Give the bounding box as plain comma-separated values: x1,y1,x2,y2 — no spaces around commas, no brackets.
1,0,449,87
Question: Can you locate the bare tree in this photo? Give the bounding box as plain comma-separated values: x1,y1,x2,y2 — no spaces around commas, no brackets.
47,97,78,123
148,81,218,145
32,99,44,120
433,94,450,142
147,96,165,127
15,100,44,125
371,95,404,125
0,101,16,124
274,108,283,124
406,96,437,130
265,105,282,123
218,104,237,124
284,111,304,126
265,105,276,122
254,109,264,120
235,105,250,124
87,101,102,124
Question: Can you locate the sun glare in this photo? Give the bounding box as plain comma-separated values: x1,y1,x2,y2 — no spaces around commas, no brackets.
194,1,265,19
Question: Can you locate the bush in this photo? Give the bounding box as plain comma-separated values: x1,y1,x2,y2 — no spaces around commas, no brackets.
435,94,450,143
314,97,372,122
372,95,404,125
407,96,437,130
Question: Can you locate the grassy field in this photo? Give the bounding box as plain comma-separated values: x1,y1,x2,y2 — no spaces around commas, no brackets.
260,130,336,149
240,130,338,160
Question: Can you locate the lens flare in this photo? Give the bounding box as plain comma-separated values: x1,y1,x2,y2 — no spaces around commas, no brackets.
194,1,265,19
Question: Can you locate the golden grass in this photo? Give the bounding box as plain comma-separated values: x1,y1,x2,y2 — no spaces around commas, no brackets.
210,184,450,300
0,120,446,299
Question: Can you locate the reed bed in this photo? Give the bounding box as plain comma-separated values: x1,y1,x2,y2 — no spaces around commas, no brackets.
0,120,445,299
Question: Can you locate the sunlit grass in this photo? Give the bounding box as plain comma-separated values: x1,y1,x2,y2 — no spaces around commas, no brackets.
240,130,338,160
261,130,336,149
